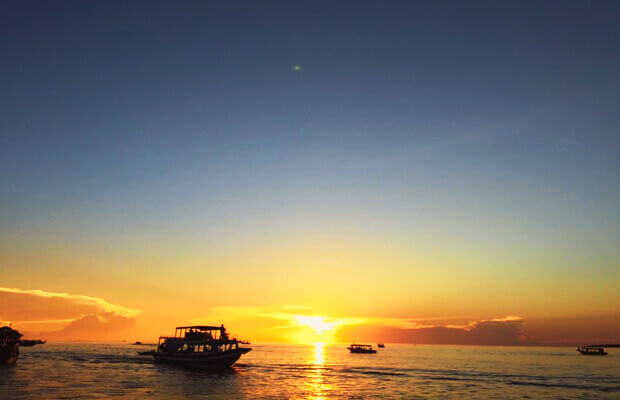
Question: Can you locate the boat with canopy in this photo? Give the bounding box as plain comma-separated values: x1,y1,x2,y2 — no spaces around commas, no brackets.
347,344,377,353
139,325,251,368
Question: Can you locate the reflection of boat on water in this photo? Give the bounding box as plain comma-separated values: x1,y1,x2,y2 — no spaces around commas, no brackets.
1,326,22,365
377,343,385,348
139,325,251,369
577,346,607,356
19,339,46,347
347,344,377,354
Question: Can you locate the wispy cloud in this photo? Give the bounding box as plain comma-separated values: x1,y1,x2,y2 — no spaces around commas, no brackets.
0,287,140,317
2,319,76,325
0,287,140,339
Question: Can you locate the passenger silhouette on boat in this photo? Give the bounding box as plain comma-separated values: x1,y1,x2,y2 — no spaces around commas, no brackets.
139,325,251,368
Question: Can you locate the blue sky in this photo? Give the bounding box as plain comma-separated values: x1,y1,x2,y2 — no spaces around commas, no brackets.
1,1,619,325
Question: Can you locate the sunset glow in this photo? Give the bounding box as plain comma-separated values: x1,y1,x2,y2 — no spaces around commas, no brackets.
294,316,338,335
2,2,620,399
1,1,618,350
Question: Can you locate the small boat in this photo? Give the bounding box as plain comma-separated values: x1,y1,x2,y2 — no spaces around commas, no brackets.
19,339,46,347
1,326,22,365
139,325,251,368
347,344,377,354
377,343,385,348
133,341,143,345
577,346,607,356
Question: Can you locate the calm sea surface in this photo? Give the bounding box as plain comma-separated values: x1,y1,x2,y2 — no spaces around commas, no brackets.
1,343,619,399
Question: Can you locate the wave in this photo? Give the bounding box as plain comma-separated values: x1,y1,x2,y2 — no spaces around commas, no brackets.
340,368,406,376
507,380,620,392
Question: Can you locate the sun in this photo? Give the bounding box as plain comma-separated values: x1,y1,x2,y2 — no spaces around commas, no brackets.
294,316,338,335
290,315,364,344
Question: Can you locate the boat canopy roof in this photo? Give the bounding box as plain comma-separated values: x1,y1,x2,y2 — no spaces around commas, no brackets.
350,344,372,348
0,326,22,340
175,325,224,331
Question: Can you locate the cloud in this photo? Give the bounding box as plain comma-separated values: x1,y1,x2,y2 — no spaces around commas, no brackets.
0,287,140,319
190,306,529,344
190,305,364,342
230,307,364,330
338,316,526,345
282,305,313,311
523,314,620,345
0,287,139,340
44,312,136,340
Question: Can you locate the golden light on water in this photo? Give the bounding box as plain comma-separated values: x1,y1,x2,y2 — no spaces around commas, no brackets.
306,342,330,400
313,342,325,365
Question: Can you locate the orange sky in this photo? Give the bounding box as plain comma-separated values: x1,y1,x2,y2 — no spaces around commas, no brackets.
1,229,619,346
1,284,618,345
1,0,620,351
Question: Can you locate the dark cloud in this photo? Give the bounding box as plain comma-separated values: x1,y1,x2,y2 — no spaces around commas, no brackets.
0,287,139,340
44,312,136,340
523,315,620,345
339,318,525,345
0,290,101,321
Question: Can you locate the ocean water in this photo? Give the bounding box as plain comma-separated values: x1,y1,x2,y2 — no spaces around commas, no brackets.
1,343,618,399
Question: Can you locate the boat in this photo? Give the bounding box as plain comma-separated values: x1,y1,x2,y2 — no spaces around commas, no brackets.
139,325,251,368
377,343,385,348
19,339,46,347
1,326,22,365
347,344,377,354
576,346,607,356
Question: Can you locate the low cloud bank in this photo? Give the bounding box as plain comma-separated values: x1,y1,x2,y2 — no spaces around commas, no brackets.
0,287,139,340
44,312,136,340
339,317,526,345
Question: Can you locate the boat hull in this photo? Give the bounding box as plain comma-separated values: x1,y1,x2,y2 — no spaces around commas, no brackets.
152,348,251,369
577,347,607,356
0,343,19,365
348,348,377,354
578,351,607,356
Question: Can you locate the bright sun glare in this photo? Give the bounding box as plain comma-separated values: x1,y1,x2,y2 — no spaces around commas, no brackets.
294,316,338,335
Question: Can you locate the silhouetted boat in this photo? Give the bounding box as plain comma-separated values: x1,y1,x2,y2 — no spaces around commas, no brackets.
133,341,142,345
1,326,22,365
19,339,46,347
139,325,251,368
377,343,385,348
348,344,377,353
577,346,607,356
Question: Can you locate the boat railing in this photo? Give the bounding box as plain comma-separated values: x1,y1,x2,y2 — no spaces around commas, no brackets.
349,344,373,350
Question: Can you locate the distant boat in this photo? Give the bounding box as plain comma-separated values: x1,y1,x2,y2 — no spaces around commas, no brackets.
133,341,143,345
377,343,385,348
139,325,251,368
577,346,607,356
348,344,377,354
19,339,46,347
1,326,22,365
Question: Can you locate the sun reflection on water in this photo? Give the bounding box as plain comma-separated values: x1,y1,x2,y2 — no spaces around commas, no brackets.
313,342,325,365
306,342,331,400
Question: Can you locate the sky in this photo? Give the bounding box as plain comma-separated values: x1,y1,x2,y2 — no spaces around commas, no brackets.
1,0,619,345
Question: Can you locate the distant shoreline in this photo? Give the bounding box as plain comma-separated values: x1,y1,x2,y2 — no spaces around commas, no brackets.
25,341,620,348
